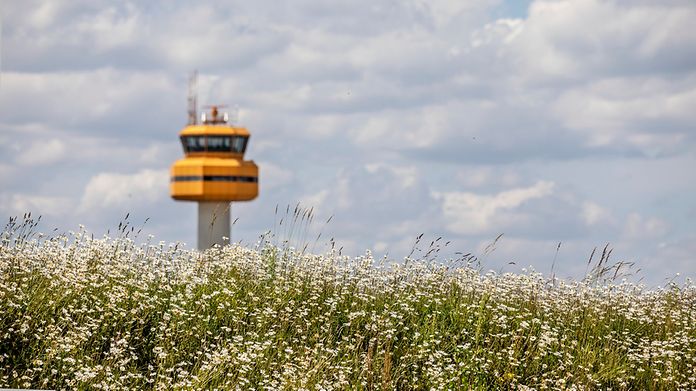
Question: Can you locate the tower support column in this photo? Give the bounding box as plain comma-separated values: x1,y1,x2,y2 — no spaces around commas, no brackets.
198,201,231,250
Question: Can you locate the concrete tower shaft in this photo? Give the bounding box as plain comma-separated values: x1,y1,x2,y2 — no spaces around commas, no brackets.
198,202,231,249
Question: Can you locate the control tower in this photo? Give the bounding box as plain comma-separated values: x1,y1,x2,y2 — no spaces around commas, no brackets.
170,94,259,249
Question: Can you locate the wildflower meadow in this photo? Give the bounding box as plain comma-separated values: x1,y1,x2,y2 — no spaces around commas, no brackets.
1,215,695,390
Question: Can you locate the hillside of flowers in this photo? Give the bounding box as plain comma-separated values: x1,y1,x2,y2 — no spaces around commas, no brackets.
1,217,696,390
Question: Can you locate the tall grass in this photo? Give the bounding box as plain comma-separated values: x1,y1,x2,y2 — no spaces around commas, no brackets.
1,216,695,390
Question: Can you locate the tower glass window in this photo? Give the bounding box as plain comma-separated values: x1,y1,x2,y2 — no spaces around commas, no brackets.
180,135,248,153
231,136,248,153
207,136,231,152
181,136,206,152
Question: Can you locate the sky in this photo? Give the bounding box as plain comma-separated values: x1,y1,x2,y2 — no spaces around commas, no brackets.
1,0,695,286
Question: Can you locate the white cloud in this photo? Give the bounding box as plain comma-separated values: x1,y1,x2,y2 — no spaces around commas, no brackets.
424,0,496,28
0,193,73,218
16,139,66,166
553,76,696,154
292,164,439,253
454,167,523,189
364,163,418,188
502,0,696,81
259,161,295,191
470,18,524,49
304,115,344,139
0,164,14,181
582,201,612,226
623,212,670,240
299,189,330,212
27,2,62,29
0,70,179,133
351,103,463,150
649,234,696,280
79,169,168,213
138,143,173,165
436,181,556,235
71,4,141,50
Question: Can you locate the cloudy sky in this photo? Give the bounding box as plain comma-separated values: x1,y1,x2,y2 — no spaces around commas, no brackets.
1,0,695,285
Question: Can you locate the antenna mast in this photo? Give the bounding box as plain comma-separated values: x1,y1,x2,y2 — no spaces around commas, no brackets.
187,70,198,125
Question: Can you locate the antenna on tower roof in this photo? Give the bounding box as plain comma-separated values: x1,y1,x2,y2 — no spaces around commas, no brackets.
187,70,198,125
232,104,240,125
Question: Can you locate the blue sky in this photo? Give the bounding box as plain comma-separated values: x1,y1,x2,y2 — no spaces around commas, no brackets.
1,0,695,286
498,0,531,18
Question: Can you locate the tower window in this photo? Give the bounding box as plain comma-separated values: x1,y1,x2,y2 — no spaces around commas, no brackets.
181,136,206,152
180,135,249,153
207,136,231,152
231,136,248,153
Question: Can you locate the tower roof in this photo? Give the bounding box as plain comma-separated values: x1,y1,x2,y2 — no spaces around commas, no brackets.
179,124,251,137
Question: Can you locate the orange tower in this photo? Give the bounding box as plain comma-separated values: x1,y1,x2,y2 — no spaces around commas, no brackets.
170,77,259,249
